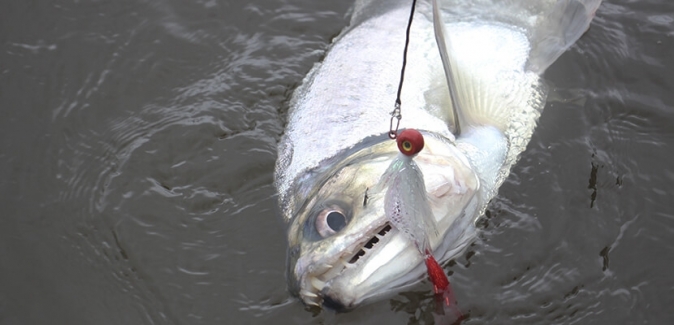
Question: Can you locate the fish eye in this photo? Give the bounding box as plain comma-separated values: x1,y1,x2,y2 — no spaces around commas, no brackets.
316,206,348,238
302,200,353,241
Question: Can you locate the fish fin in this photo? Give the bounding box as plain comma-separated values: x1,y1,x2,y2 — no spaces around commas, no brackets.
432,0,600,133
432,0,530,133
432,0,464,135
527,0,602,74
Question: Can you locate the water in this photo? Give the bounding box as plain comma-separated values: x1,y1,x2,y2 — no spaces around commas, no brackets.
1,0,673,324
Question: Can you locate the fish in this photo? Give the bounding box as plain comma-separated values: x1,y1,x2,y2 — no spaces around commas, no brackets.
274,0,601,311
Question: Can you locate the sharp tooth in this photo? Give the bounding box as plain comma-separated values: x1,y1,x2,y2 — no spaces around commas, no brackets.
310,277,326,290
340,259,351,268
323,264,344,279
300,289,318,298
305,299,319,306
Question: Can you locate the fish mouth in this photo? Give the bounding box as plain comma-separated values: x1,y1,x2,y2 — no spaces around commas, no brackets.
299,223,396,309
347,224,393,264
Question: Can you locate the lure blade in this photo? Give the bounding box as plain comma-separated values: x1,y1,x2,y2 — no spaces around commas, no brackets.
380,154,437,254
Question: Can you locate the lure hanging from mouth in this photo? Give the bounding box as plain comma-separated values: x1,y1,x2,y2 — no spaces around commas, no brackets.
379,129,436,255
378,129,461,319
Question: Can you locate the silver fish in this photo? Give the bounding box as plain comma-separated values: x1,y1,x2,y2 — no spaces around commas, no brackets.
275,0,601,311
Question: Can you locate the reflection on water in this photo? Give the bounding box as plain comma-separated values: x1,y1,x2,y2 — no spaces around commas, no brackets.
1,0,674,324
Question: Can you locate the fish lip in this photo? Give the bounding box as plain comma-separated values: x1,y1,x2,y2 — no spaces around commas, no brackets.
297,222,396,307
320,291,351,312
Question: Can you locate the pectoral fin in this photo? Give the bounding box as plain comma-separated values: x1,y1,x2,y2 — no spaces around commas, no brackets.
431,0,514,134
432,0,463,135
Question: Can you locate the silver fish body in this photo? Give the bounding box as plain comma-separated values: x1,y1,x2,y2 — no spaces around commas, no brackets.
275,0,601,310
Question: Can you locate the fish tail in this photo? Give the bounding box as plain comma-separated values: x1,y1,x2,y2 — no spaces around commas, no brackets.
528,0,602,74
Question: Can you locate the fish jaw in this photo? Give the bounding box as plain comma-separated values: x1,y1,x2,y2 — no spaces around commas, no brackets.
319,228,428,310
292,223,416,310
290,219,431,311
285,135,479,310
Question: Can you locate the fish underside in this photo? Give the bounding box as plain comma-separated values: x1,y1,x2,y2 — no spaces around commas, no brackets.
274,0,601,311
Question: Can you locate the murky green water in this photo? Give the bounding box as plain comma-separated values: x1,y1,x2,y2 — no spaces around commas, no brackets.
1,0,673,324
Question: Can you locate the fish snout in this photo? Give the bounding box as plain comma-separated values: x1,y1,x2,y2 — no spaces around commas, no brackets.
321,295,348,312
319,287,354,312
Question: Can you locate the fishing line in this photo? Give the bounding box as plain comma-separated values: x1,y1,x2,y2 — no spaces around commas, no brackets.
388,0,418,140
383,1,462,318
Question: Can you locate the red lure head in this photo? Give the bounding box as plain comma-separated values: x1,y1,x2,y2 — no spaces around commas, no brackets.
396,129,424,156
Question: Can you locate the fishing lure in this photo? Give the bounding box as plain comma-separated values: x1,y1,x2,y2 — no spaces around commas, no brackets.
379,129,436,255
378,129,461,322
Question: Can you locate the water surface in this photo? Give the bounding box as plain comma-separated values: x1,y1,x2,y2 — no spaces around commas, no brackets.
1,0,673,324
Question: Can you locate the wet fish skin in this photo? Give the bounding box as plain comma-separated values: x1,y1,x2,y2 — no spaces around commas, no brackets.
275,0,601,310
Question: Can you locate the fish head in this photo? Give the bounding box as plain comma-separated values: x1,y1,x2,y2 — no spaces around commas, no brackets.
286,133,479,311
